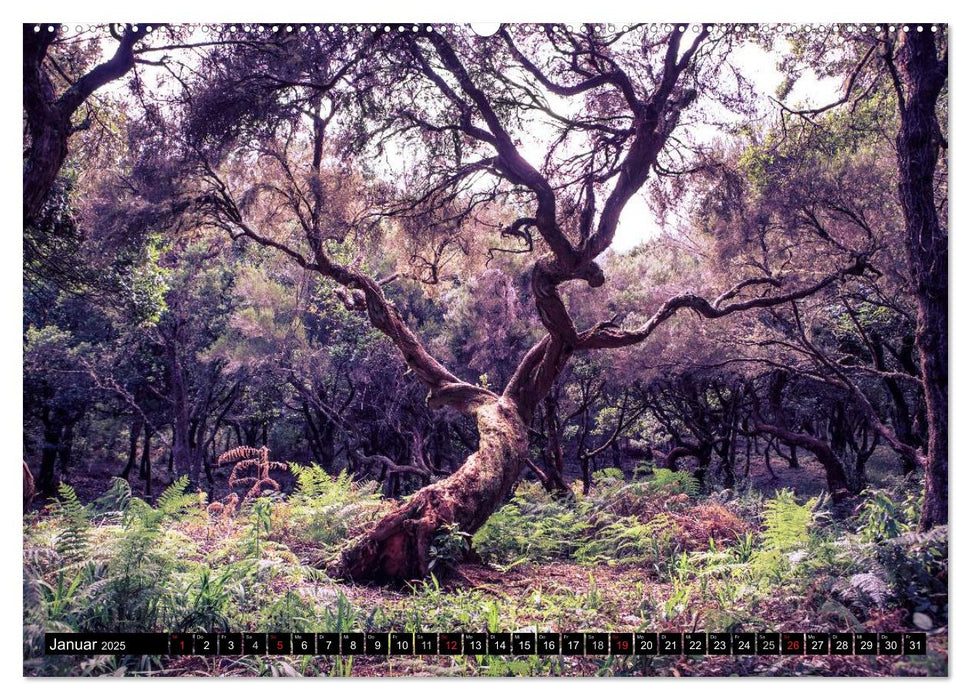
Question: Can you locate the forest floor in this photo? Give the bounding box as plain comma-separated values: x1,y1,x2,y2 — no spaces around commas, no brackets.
23,460,947,677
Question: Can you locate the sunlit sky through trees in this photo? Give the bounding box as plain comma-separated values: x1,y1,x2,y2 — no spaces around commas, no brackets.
609,39,841,251
77,24,842,253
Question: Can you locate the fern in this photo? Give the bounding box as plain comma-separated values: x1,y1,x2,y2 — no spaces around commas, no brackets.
121,475,196,534
848,572,893,606
53,482,89,564
176,566,237,632
760,489,816,552
292,465,360,501
89,477,133,520
647,468,700,497
473,485,590,565
86,476,197,632
221,446,288,502
218,446,263,466
157,475,194,515
575,516,660,565
871,526,948,618
293,463,335,497
283,465,385,557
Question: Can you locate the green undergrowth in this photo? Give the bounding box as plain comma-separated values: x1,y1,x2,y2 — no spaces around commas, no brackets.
23,466,946,676
473,468,702,569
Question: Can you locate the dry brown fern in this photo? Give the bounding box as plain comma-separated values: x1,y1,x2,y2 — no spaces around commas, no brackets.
207,492,240,524
671,502,750,549
218,445,288,503
217,446,263,467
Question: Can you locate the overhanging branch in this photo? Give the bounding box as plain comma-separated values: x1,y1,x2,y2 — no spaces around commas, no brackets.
576,256,870,350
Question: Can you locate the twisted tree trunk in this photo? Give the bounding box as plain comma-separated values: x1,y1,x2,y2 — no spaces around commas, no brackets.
228,228,866,583
336,397,527,581
23,24,142,224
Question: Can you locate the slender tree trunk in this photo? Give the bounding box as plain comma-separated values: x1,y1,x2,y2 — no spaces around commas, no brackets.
871,332,921,473
772,439,800,470
171,403,194,481
787,444,799,469
693,443,712,487
143,427,154,497
580,457,592,494
38,408,63,496
744,435,753,479
853,429,877,491
301,402,327,465
122,418,143,479
57,420,74,475
525,458,568,495
720,436,736,488
140,425,152,480
763,440,778,480
895,31,948,530
542,396,570,494
166,335,202,485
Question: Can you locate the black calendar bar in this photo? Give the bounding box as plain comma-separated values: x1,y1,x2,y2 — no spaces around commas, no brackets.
44,633,169,655
43,632,927,656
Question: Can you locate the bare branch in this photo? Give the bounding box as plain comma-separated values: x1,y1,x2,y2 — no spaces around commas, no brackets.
576,256,870,350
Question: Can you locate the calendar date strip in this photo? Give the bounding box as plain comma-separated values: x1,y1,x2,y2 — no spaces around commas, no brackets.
44,631,927,656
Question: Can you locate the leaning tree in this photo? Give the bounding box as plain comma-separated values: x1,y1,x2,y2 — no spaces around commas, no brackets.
130,24,877,581
24,23,153,224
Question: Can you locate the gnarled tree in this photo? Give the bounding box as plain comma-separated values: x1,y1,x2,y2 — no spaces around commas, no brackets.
130,25,876,581
23,23,146,223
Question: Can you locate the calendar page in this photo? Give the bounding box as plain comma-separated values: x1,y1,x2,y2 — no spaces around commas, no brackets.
22,18,948,679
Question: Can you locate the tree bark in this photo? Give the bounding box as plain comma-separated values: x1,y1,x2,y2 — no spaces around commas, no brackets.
894,30,948,530
140,424,152,482
57,419,74,475
23,24,141,224
334,397,527,582
165,327,204,486
543,395,568,489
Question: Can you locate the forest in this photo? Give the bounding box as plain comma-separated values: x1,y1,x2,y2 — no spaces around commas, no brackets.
23,22,947,677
